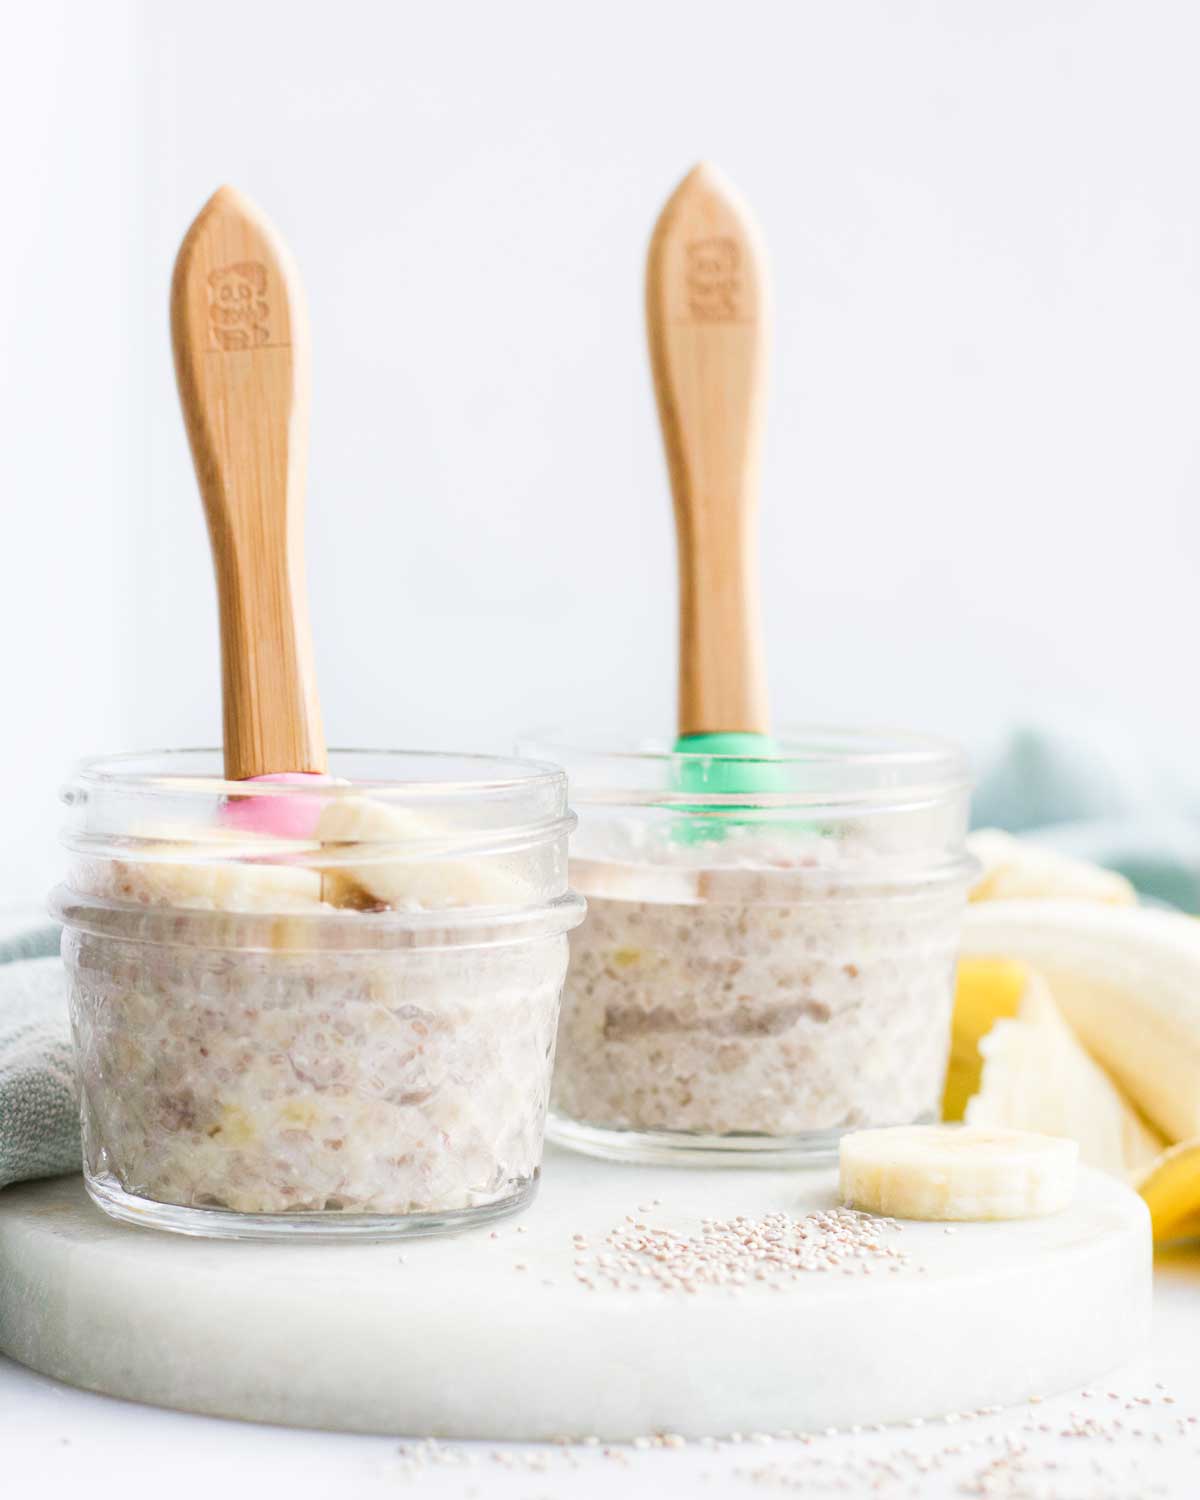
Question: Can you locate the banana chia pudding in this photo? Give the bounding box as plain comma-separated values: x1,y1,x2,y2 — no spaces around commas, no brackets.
555,844,965,1141
53,751,582,1237
525,729,977,1162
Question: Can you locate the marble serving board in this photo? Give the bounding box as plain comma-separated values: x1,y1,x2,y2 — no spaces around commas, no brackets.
0,1146,1150,1440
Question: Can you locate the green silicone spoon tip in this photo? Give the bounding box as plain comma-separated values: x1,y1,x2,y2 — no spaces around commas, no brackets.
672,731,781,795
672,732,789,842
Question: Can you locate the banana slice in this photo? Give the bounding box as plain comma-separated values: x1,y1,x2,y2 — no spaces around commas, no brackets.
968,829,1136,906
966,971,1166,1179
96,826,323,912
839,1124,1078,1221
317,796,532,911
962,901,1200,1143
109,858,322,912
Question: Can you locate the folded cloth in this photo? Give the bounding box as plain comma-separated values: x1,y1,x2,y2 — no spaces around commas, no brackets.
0,918,60,965
0,925,79,1191
972,723,1200,912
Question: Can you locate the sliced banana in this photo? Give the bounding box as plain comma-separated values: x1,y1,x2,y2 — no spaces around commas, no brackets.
102,852,322,911
839,1124,1078,1221
85,824,322,912
317,795,532,911
966,971,1166,1179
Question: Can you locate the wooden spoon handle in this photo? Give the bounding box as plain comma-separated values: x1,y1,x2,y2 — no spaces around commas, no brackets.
170,185,327,780
646,163,770,739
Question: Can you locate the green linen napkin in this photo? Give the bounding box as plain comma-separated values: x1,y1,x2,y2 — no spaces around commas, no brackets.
0,922,79,1190
972,724,1200,912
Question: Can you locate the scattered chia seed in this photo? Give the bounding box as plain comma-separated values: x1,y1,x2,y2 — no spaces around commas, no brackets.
390,1387,1194,1494
569,1202,917,1294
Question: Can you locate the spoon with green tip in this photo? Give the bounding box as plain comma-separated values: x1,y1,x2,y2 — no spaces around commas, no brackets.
646,163,782,828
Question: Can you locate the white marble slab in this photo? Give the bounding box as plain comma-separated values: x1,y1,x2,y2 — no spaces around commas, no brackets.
0,1147,1150,1439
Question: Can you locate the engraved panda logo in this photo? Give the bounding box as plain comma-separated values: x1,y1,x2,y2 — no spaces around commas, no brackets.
684,237,742,322
208,262,270,350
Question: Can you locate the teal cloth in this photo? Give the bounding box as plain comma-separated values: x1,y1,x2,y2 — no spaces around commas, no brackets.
972,724,1200,912
0,923,79,1191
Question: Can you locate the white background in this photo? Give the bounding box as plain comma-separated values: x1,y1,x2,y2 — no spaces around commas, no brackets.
5,0,1200,903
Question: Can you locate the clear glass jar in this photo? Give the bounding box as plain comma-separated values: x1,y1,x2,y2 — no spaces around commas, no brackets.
51,750,583,1239
521,728,977,1165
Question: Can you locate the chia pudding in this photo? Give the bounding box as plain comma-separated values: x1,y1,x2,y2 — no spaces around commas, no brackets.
523,729,976,1163
53,750,582,1238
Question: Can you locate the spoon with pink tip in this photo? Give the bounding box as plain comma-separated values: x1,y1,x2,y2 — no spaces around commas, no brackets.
171,185,333,839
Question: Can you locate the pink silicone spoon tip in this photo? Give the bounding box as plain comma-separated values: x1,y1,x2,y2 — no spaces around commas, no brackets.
220,772,335,840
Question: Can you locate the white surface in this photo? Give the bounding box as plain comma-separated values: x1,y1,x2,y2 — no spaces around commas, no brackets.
8,1,1200,906
1,1227,1197,1499
0,1151,1149,1441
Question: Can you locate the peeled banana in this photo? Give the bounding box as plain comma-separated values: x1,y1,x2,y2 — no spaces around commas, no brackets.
965,969,1166,1178
942,957,1028,1122
840,1124,1078,1221
961,901,1200,1144
954,860,1200,1241
967,828,1136,906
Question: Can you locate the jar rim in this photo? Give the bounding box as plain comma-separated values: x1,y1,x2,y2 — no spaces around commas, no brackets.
59,748,575,873
65,747,566,802
520,724,971,810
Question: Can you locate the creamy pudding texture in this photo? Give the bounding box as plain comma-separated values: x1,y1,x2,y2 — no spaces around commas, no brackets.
60,796,572,1220
553,832,966,1140
67,923,566,1216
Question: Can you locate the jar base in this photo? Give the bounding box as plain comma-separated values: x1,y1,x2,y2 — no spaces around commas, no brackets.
545,1113,938,1168
83,1169,539,1242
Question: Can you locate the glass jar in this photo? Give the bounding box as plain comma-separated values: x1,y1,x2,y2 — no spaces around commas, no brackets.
521,728,977,1164
51,750,583,1239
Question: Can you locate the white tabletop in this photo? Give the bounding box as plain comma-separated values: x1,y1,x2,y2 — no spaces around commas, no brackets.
3,1238,1198,1499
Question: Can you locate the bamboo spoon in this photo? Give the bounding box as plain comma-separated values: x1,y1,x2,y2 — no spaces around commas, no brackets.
646,162,780,801
171,185,329,834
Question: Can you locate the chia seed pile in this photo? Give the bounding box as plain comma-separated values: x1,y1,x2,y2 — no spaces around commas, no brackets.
568,1203,913,1294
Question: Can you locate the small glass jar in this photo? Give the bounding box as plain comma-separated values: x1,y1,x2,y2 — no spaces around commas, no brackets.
521,728,977,1165
51,750,583,1239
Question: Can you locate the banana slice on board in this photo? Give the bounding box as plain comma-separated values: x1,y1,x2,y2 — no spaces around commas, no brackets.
840,1124,1078,1221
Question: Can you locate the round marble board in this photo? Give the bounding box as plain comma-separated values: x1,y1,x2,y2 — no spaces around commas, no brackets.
0,1145,1150,1440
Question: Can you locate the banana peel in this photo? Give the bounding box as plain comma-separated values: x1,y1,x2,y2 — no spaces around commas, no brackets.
952,857,1200,1242
965,970,1165,1178
942,958,1028,1121
1136,1139,1200,1242
961,902,1200,1143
